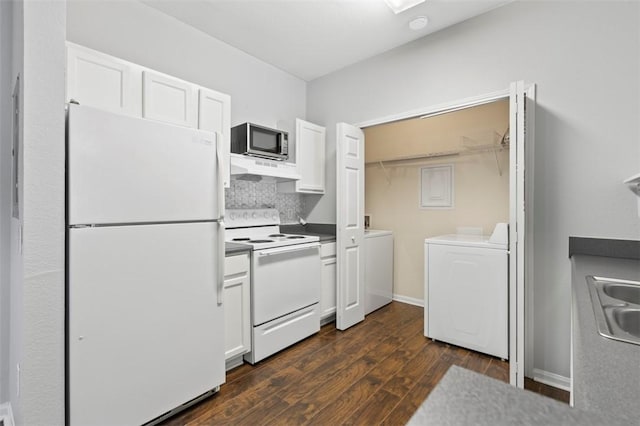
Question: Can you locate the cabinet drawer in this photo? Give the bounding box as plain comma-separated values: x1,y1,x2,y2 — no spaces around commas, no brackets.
225,253,250,277
320,242,336,258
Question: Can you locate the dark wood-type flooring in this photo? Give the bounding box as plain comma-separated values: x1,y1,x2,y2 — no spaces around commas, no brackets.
161,302,568,425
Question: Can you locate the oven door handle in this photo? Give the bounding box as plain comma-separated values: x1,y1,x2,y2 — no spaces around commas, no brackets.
256,242,320,257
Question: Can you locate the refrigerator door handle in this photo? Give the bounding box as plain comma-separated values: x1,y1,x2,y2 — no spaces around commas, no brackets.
216,131,227,199
216,133,225,306
218,220,225,306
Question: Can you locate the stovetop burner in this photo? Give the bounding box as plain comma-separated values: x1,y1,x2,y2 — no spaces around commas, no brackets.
225,209,320,249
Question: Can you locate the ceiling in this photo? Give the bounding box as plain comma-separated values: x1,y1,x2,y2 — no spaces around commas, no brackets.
143,0,513,82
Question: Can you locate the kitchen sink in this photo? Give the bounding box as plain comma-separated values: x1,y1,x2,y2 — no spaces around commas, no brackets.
603,283,640,305
586,276,640,345
612,309,640,339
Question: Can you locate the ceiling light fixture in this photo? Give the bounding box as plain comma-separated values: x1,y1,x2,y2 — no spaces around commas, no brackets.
383,0,426,15
409,16,428,31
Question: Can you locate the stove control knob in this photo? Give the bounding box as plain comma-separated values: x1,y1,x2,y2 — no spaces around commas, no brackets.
229,212,236,220
263,212,270,219
242,212,249,220
252,212,257,219
272,213,278,221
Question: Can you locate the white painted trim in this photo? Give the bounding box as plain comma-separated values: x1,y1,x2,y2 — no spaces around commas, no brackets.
524,84,536,379
392,294,424,307
320,313,336,326
0,402,15,426
354,89,510,128
532,368,571,392
225,355,245,372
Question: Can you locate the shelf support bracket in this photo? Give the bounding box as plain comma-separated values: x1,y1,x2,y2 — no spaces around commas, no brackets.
379,161,391,185
493,147,503,176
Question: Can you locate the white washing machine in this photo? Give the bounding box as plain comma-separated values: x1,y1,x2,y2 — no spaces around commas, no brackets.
424,229,508,359
364,230,394,315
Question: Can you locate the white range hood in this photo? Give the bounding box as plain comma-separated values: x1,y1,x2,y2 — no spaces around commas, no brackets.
229,153,301,182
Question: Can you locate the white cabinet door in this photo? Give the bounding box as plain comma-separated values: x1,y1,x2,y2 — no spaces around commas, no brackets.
142,70,197,128
320,242,337,320
295,118,326,193
66,43,142,116
199,88,231,188
224,253,251,360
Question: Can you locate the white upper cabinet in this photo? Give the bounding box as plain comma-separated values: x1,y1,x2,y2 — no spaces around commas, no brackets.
66,43,232,187
198,88,231,188
295,118,326,194
142,71,197,128
66,43,142,116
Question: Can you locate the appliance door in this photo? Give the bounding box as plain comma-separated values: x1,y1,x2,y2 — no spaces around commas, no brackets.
252,242,321,325
248,124,287,160
67,104,221,225
68,222,224,426
427,243,508,359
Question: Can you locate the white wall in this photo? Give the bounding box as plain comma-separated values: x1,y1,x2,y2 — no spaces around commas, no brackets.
3,1,66,425
0,0,14,405
307,1,640,381
66,0,306,133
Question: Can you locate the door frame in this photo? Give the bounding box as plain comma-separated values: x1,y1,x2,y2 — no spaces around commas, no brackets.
352,84,535,386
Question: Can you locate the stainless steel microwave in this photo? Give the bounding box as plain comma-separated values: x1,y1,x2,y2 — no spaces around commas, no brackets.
230,122,289,161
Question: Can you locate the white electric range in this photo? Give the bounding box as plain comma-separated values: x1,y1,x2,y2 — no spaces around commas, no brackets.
226,209,321,364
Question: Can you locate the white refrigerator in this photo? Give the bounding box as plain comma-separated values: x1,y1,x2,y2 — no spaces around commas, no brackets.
66,104,226,425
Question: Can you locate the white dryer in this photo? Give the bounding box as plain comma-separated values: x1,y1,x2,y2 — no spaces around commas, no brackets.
424,229,508,359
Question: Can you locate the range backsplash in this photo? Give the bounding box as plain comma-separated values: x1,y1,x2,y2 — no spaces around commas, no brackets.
225,178,304,224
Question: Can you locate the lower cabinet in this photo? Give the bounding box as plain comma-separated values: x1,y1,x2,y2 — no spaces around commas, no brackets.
320,242,337,322
224,253,251,368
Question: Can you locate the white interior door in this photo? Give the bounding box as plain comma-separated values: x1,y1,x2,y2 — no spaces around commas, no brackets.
509,80,535,387
336,123,365,330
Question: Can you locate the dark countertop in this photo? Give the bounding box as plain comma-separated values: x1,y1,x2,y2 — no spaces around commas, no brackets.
571,254,640,418
225,242,251,256
408,366,630,425
569,237,640,260
280,223,336,243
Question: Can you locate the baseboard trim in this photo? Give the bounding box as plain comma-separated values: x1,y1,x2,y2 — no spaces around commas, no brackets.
532,368,571,391
392,294,424,307
0,402,15,426
225,355,245,371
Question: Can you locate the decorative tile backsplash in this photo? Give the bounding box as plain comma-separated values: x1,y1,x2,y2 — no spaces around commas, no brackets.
225,178,304,224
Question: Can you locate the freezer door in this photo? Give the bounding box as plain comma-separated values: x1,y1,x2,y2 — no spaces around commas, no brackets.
68,222,224,426
67,104,220,225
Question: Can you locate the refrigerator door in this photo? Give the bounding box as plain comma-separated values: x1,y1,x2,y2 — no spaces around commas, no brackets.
67,104,221,225
68,222,224,426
